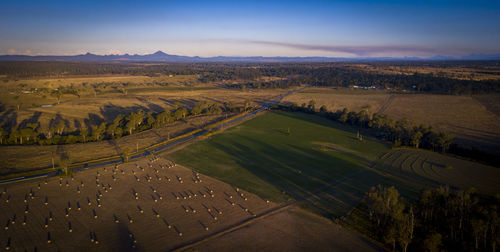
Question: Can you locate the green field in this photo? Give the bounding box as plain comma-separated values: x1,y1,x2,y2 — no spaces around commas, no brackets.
168,111,500,218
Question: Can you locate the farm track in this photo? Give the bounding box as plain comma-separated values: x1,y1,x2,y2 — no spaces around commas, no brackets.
376,94,395,114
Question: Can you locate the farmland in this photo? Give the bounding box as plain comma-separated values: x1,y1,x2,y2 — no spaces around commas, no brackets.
0,74,284,133
284,87,500,154
0,156,278,251
0,154,380,251
169,111,500,218
0,62,499,251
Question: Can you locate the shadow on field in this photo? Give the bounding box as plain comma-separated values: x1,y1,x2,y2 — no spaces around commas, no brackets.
158,98,197,108
114,222,139,251
210,136,408,218
18,111,42,129
99,103,151,122
0,109,17,131
49,113,70,129
135,97,164,112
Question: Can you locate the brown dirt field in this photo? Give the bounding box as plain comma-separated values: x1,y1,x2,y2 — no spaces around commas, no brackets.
0,157,277,251
0,114,227,175
283,88,389,114
285,88,500,154
191,205,380,252
383,94,500,153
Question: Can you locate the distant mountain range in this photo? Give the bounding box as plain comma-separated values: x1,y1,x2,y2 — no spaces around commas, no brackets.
0,50,499,62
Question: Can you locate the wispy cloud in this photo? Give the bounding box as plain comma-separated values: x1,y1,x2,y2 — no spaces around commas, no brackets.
249,40,441,57
6,49,33,55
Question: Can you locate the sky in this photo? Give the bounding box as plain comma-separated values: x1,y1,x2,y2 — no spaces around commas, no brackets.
1,0,499,58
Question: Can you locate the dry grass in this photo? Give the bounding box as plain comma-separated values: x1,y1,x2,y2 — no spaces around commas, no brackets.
285,88,500,154
194,205,379,251
383,94,500,153
0,114,226,175
0,157,277,251
283,88,389,114
0,74,285,132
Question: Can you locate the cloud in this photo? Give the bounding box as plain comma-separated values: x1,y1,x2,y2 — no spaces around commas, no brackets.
6,49,34,55
106,49,122,55
248,40,441,57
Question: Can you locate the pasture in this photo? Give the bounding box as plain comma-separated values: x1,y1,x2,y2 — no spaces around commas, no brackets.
0,74,285,133
0,114,226,175
0,156,276,251
169,111,500,218
284,88,500,154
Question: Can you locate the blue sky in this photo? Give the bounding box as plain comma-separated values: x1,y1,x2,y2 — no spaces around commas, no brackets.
1,0,499,57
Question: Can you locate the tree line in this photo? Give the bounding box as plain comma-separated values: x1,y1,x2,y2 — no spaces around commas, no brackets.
363,185,499,252
225,66,500,95
274,101,499,165
275,101,454,153
2,61,499,95
0,101,251,145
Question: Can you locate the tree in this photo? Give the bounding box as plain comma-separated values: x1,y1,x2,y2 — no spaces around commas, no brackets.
0,127,6,144
58,155,71,175
422,232,442,252
93,122,106,141
397,214,413,252
437,132,454,153
79,127,88,143
146,113,155,128
307,99,316,111
223,101,235,112
122,148,131,162
52,89,63,104
410,131,423,148
174,107,188,119
244,99,251,111
190,102,203,116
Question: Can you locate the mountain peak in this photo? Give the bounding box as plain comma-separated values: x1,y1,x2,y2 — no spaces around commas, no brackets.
152,50,167,56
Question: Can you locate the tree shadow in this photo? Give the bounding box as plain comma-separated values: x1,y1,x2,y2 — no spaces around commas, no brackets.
99,103,150,122
49,113,70,129
135,97,164,113
158,97,198,108
18,111,42,129
0,109,17,131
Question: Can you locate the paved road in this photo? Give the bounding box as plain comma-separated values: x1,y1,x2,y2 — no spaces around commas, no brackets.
0,86,307,185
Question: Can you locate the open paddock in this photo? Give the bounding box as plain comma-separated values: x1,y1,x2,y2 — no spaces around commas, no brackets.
0,156,276,251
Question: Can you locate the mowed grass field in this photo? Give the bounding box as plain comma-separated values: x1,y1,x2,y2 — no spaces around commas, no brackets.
375,148,499,194
169,111,500,218
284,88,500,154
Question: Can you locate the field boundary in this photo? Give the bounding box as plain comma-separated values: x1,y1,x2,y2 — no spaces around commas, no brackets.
172,202,296,251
